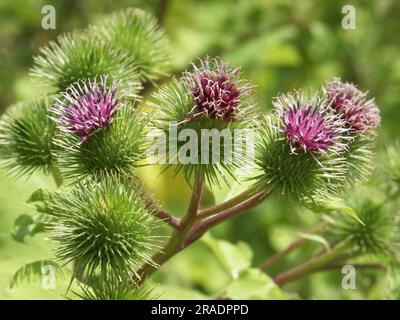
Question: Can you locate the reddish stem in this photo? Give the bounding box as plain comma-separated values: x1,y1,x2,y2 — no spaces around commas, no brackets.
197,186,259,218
186,192,269,245
154,210,181,229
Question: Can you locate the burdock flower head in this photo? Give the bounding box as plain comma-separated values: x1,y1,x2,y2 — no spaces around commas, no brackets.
51,77,147,180
324,78,380,132
275,91,348,154
253,91,349,204
183,57,252,123
51,76,123,142
150,57,256,185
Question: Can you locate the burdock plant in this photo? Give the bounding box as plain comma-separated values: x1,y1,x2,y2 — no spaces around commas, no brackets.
0,7,395,300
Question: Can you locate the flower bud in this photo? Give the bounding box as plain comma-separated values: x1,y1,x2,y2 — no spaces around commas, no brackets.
90,8,171,82
325,194,400,256
31,31,141,97
0,97,56,177
48,175,160,279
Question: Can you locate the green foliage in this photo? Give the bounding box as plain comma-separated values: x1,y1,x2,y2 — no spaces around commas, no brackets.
30,31,142,97
385,263,400,299
0,97,56,177
225,269,290,300
11,213,45,242
54,106,148,180
1,0,399,301
9,260,67,289
47,175,161,280
91,8,170,82
202,233,253,278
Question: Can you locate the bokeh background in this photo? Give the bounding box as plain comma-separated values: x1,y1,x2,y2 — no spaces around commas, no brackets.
0,0,399,299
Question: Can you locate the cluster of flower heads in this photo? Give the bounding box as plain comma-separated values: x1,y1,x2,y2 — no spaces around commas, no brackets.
324,78,380,132
183,58,252,123
51,76,123,142
253,78,381,205
274,78,380,156
274,92,349,154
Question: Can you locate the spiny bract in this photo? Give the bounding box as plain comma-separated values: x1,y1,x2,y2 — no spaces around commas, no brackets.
30,31,142,97
48,176,161,279
50,77,147,180
0,97,56,177
90,8,171,82
74,275,157,300
325,196,400,256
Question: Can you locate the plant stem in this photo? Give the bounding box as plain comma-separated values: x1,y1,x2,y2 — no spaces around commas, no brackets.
156,0,169,25
135,176,271,286
136,173,204,284
186,191,270,245
273,242,351,285
185,173,205,219
260,221,328,271
197,185,259,218
50,163,63,188
154,210,181,229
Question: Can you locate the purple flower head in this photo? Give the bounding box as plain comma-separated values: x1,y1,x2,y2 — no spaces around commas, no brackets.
282,107,334,152
324,78,380,132
183,58,252,123
274,92,348,154
51,77,122,141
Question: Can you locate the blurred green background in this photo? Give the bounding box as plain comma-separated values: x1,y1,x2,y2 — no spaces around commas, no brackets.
0,0,399,299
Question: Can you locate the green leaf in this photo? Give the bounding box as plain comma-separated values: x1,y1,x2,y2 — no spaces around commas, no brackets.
11,213,45,242
202,233,253,278
318,197,365,226
26,188,53,214
26,188,51,204
9,260,68,289
339,206,365,226
226,269,286,300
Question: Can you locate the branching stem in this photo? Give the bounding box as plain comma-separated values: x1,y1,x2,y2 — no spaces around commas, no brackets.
154,210,182,229
135,182,269,286
186,191,270,245
196,185,259,219
273,242,352,285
